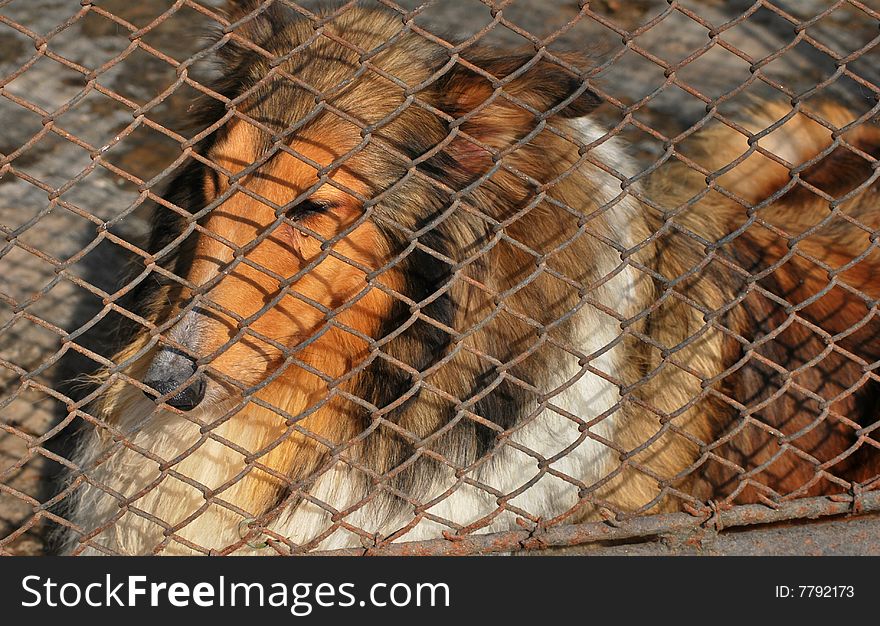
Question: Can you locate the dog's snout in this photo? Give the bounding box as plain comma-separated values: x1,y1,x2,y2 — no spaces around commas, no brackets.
143,349,206,411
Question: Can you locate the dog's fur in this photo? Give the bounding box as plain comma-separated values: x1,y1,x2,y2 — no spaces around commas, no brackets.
57,2,880,555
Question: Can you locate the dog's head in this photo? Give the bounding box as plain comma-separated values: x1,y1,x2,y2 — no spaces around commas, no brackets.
141,2,603,412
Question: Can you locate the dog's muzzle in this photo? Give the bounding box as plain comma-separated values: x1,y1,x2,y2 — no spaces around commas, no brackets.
143,348,206,411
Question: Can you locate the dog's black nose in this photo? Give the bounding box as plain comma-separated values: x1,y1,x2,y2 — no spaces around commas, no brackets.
143,349,206,411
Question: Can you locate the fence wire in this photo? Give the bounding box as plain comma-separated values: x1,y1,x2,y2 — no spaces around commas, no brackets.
1,0,879,556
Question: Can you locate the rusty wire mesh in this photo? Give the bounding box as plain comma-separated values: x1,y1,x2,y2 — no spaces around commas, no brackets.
1,0,879,556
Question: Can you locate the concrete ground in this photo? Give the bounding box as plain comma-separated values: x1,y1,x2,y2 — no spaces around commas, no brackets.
1,0,878,555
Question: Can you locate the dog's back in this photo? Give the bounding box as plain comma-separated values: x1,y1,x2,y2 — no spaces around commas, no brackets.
644,102,880,502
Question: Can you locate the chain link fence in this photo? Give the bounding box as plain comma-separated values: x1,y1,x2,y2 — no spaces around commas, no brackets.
1,0,879,556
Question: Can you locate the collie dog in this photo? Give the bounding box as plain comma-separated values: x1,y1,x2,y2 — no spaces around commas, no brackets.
58,2,880,555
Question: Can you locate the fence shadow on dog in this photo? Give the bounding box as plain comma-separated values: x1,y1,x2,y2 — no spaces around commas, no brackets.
1,0,879,556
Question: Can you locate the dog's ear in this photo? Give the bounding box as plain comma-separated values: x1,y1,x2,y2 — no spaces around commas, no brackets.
221,0,273,21
435,51,601,172
440,51,600,121
216,0,288,65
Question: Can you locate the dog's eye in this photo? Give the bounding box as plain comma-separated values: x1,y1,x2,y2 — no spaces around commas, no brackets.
285,199,332,220
205,168,225,198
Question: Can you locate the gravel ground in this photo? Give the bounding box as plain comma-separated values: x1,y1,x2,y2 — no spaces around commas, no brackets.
1,0,878,555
